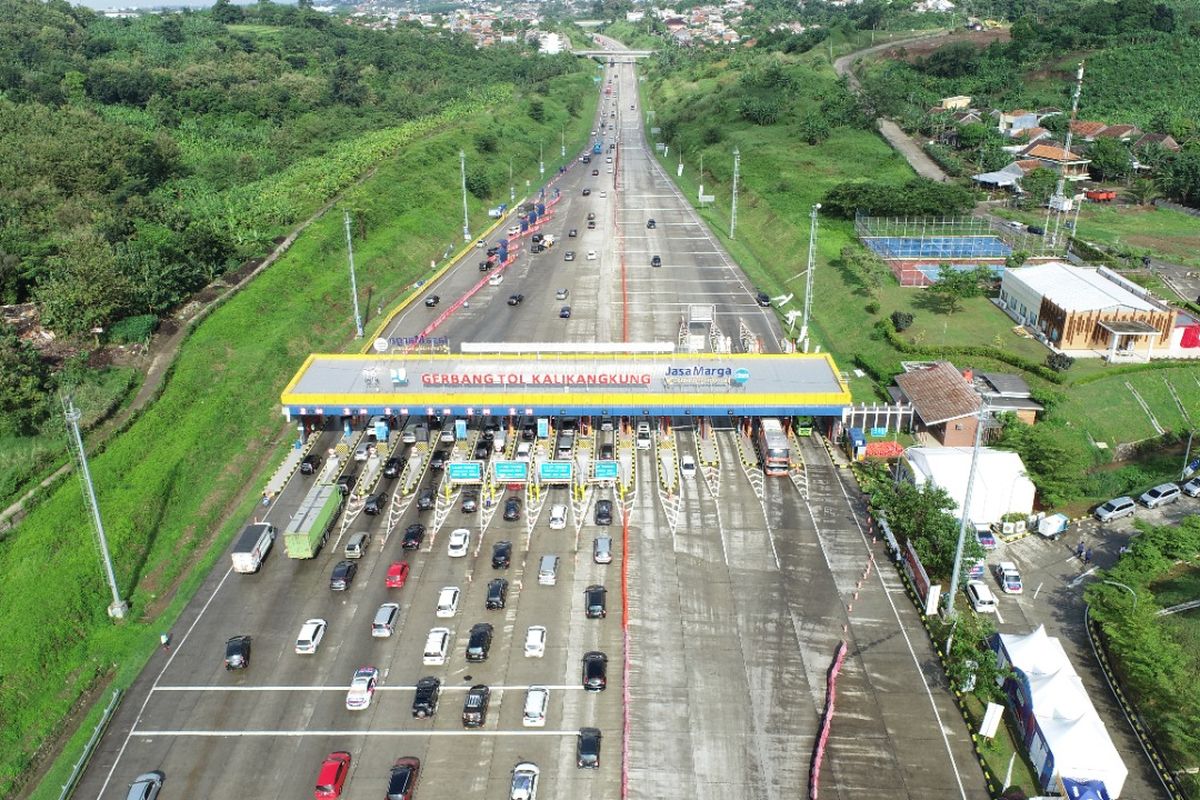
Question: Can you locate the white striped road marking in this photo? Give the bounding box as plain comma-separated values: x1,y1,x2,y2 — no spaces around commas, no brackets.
130,729,582,737
152,684,584,692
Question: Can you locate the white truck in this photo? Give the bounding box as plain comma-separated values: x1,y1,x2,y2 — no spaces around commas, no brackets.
230,523,276,574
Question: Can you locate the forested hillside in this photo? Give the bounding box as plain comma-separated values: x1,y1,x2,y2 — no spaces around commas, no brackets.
0,0,578,340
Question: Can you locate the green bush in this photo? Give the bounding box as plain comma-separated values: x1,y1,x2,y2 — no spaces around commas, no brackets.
1045,352,1075,372
106,314,158,344
891,310,914,331
865,300,881,314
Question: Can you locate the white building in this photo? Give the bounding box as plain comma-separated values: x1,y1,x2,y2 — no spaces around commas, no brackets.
538,32,563,54
899,446,1035,529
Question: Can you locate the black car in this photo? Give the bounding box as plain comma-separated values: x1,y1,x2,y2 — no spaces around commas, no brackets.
412,676,441,719
465,623,494,662
486,246,500,256
560,306,572,319
486,578,509,610
591,169,599,176
1027,224,1045,235
594,499,613,526
382,457,402,479
430,449,449,470
646,219,656,229
582,188,591,196
329,560,357,591
531,233,544,244
363,492,386,515
424,295,440,307
300,454,322,475
336,473,357,495
577,727,602,769
503,497,522,521
650,255,662,268
224,635,251,670
492,540,512,569
462,684,491,728
584,584,607,619
582,651,608,691
386,758,420,800
599,443,614,459
568,228,578,238
417,487,436,510
479,260,493,271
473,443,491,460
521,423,536,441
508,293,525,306
755,290,771,308
402,523,426,550
461,489,479,513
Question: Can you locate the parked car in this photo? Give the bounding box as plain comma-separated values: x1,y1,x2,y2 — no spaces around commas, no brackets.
976,529,998,550
993,561,1023,594
329,560,357,591
755,290,771,307
345,666,379,710
224,635,251,670
411,676,441,718
385,758,420,800
1184,476,1200,497
646,218,656,229
402,523,426,550
965,580,998,614
300,454,322,475
385,561,410,589
314,752,350,800
1094,496,1136,522
1139,482,1181,508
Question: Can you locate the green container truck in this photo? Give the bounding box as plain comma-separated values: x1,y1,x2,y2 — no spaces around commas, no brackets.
284,483,344,559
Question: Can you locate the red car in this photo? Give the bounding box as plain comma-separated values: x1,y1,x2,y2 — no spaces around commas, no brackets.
314,751,351,799
386,561,410,589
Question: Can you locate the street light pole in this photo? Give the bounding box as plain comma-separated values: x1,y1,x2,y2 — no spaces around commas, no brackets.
539,141,545,178
561,126,566,160
800,203,821,347
944,400,988,618
343,210,364,338
509,157,515,204
1102,579,1138,611
730,147,740,240
459,150,470,242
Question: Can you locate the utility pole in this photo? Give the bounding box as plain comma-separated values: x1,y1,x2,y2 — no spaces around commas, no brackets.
509,157,515,204
63,395,127,620
539,141,545,178
560,125,566,160
944,400,988,618
730,147,740,240
800,203,821,348
459,149,470,242
342,211,363,338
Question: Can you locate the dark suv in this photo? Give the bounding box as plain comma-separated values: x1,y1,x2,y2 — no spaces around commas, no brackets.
329,560,357,591
224,635,251,670
584,585,607,619
462,684,491,728
465,623,494,662
430,449,449,470
594,499,613,526
300,454,322,475
503,497,522,521
650,255,662,268
582,651,607,691
461,489,479,513
486,578,509,610
382,457,402,479
412,676,441,719
386,757,420,800
417,488,436,510
492,540,512,569
336,473,357,495
402,523,425,550
577,727,602,769
363,492,386,515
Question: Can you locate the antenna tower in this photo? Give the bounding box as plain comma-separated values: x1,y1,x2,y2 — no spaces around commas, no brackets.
1045,61,1085,250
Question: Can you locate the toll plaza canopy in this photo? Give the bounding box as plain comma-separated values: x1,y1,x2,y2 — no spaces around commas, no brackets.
280,352,850,419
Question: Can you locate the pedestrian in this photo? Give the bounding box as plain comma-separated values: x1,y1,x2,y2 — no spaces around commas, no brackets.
160,632,171,653
1076,540,1085,559
1084,547,1093,565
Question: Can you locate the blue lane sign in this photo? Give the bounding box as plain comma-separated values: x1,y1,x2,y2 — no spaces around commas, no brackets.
594,460,619,480
538,460,573,482
537,418,550,439
493,460,529,482
447,461,483,482
455,419,468,440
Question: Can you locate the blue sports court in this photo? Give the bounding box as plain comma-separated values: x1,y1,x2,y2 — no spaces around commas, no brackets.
863,235,1012,260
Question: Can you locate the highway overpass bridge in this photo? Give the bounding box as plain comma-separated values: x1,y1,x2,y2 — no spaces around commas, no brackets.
573,49,655,59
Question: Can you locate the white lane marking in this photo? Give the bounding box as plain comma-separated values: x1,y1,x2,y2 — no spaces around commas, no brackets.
823,464,970,800
152,684,585,692
96,567,236,799
131,729,582,737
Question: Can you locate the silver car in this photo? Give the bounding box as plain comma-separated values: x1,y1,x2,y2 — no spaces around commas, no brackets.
125,771,164,800
1093,496,1136,522
1139,482,1181,508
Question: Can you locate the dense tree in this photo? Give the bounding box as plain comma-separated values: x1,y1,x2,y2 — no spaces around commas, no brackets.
873,479,982,581
1156,149,1200,205
822,177,976,218
1018,167,1059,205
34,231,135,335
0,322,51,436
1086,137,1132,181
926,265,989,313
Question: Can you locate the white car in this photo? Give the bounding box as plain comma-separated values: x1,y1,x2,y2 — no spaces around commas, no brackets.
680,454,697,480
492,430,507,453
488,273,504,286
965,580,998,614
607,167,613,173
345,666,379,710
1183,476,1200,497
436,586,460,618
510,762,540,800
447,528,470,557
599,190,607,198
549,504,567,530
295,618,327,654
524,625,547,658
587,250,597,260
516,441,533,462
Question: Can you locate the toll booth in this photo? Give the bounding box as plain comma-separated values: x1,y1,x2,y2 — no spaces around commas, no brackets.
846,427,867,461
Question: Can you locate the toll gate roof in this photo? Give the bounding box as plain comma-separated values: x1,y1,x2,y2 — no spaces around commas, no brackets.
280,352,850,418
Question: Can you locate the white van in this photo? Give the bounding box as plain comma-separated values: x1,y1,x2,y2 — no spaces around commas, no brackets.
537,555,560,586
522,685,549,727
635,422,652,450
436,586,460,618
230,523,275,574
423,627,451,665
965,580,998,614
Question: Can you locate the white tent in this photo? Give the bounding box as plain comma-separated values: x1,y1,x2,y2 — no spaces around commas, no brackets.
902,446,1036,529
997,626,1129,797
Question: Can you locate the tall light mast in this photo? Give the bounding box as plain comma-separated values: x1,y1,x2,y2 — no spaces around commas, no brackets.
1045,61,1085,250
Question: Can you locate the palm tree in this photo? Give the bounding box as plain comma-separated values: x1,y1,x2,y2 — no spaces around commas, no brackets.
1126,177,1160,206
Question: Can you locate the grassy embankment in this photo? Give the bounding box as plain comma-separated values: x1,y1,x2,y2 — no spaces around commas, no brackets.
638,44,1200,508
9,71,598,800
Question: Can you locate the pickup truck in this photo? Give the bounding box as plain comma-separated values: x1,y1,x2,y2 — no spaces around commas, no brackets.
993,561,1023,594
488,204,508,218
